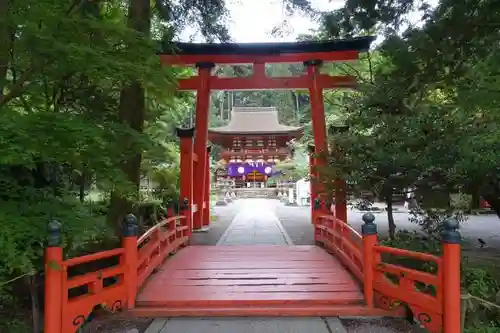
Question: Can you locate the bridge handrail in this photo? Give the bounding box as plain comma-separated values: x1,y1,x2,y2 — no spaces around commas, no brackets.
137,215,188,288
371,244,444,333
43,212,190,333
314,214,363,280
313,213,461,333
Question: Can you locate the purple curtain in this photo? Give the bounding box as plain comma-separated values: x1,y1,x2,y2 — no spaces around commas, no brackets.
227,162,279,177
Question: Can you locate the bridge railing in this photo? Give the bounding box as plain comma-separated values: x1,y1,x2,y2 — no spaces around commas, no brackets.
314,213,461,333
314,214,363,280
44,210,189,333
137,215,189,288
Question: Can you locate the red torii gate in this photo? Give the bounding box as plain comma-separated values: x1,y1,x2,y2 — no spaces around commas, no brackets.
162,37,375,230
42,37,462,333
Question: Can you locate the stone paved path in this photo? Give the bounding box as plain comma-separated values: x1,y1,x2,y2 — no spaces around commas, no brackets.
145,317,348,333
217,199,292,245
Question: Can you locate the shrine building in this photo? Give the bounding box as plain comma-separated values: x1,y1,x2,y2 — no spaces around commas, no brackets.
209,107,303,188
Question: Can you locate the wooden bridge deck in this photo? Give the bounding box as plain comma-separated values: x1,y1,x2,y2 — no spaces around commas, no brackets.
132,245,391,317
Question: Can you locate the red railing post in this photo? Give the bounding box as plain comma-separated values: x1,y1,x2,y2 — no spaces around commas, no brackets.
361,212,377,308
441,217,461,333
44,220,63,333
122,214,138,310
176,127,195,235
203,145,211,228
308,144,317,224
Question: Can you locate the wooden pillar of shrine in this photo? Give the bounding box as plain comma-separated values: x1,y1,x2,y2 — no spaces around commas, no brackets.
176,127,195,235
203,146,211,227
305,60,329,217
193,62,214,230
308,145,316,223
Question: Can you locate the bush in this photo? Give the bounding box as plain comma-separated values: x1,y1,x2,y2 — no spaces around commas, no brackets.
0,195,116,332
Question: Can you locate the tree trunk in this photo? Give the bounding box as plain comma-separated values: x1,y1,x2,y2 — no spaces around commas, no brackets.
219,92,224,119
78,171,86,203
385,188,396,239
107,0,150,234
25,275,41,333
470,189,480,209
0,0,11,95
79,180,85,202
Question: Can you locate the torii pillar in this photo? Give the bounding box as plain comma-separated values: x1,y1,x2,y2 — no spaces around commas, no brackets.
176,127,195,235
305,59,330,219
203,146,212,227
192,62,214,230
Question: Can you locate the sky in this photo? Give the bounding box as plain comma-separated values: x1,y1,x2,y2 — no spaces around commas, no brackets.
180,0,437,44
225,0,337,43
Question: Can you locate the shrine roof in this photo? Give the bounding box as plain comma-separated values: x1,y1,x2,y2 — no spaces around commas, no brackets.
208,107,303,137
161,36,375,56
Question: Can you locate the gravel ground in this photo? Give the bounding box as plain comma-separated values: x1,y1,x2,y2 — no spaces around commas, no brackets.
341,318,418,333
189,204,238,245
275,203,315,245
80,313,152,333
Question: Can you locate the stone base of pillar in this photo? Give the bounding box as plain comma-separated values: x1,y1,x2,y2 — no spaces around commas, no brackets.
193,226,211,233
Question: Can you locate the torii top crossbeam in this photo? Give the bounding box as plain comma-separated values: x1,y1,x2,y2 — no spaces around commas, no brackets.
160,36,375,65
159,37,375,91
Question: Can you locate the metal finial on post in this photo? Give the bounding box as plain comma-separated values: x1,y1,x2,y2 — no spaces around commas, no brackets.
441,217,461,244
182,197,189,210
361,212,377,235
47,220,62,247
122,214,138,237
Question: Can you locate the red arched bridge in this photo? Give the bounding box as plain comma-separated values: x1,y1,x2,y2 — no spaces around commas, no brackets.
43,38,461,333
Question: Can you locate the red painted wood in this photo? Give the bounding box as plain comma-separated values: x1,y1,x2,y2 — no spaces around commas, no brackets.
179,134,194,235
136,245,364,310
202,149,210,227
176,74,357,91
307,63,329,216
192,66,212,230
160,50,360,65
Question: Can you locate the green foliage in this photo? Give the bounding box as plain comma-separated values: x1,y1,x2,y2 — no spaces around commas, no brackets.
0,0,238,329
